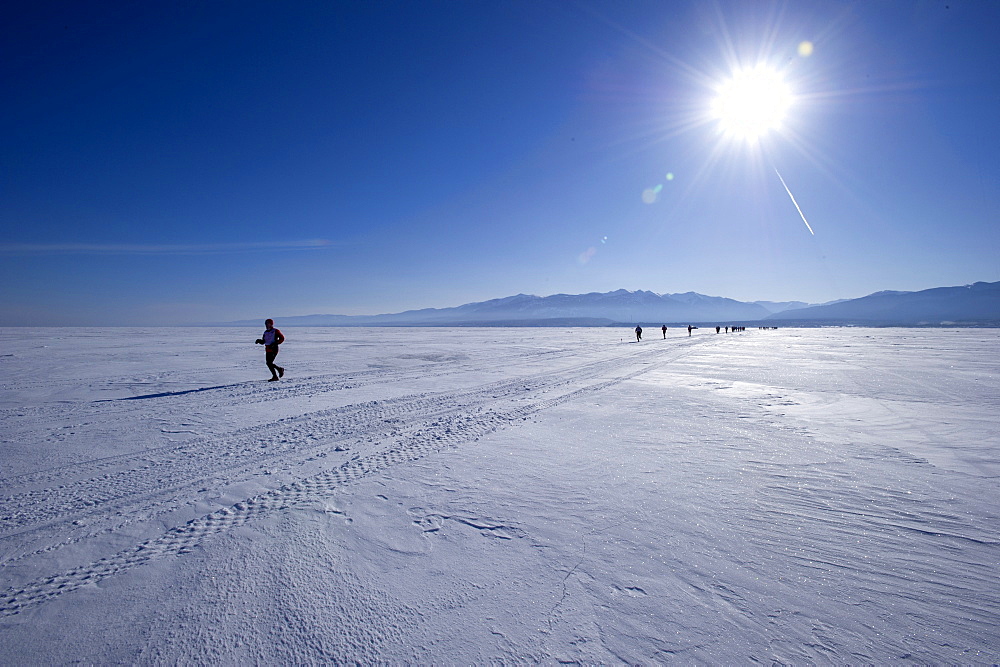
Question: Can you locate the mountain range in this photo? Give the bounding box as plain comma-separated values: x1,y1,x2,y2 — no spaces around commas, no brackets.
228,281,1000,327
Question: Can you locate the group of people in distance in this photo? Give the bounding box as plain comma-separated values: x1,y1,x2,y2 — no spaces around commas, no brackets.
633,323,753,342
633,325,668,341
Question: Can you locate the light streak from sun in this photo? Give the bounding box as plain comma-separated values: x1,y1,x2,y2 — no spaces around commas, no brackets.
774,168,815,235
575,3,844,238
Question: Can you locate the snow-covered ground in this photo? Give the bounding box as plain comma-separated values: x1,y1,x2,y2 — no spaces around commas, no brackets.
1,326,998,663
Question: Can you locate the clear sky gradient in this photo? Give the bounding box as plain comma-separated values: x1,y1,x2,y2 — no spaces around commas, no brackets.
3,1,998,325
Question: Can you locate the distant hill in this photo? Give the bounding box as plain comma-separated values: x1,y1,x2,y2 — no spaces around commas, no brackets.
228,290,774,327
753,300,811,314
225,281,1000,327
765,281,1000,326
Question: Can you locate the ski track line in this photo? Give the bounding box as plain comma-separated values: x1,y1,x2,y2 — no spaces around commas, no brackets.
0,351,660,576
2,351,580,483
0,342,691,617
0,343,585,437
0,343,608,494
0,342,660,514
1,338,695,557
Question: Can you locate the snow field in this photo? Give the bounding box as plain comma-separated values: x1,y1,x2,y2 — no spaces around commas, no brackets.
0,326,998,662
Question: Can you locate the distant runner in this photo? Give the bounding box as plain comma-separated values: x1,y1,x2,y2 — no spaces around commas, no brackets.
255,319,285,381
661,325,667,339
635,325,642,342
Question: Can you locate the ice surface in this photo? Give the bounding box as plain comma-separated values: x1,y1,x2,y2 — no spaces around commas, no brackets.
1,327,998,662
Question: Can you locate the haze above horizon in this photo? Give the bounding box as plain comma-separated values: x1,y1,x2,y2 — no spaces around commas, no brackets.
3,1,998,326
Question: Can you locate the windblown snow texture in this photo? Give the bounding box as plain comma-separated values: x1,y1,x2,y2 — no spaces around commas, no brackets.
1,327,997,662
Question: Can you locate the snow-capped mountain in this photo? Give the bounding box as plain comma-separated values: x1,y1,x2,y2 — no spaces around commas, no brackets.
230,290,773,326
225,281,1000,327
766,281,1000,325
753,300,812,314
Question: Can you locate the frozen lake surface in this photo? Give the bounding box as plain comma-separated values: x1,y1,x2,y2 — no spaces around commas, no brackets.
1,326,998,663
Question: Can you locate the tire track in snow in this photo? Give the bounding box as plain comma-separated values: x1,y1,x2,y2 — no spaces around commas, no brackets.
0,347,649,535
0,342,685,616
0,342,596,493
0,342,583,453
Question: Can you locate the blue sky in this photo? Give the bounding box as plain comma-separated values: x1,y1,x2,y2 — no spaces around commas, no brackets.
3,0,998,325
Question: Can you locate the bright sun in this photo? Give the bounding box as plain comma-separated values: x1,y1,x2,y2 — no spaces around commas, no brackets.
711,66,793,141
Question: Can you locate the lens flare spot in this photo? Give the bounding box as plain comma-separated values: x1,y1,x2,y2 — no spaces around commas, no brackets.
665,172,674,181
578,247,597,264
798,41,814,57
642,188,658,204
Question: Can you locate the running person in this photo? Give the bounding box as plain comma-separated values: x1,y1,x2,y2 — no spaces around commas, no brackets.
255,319,285,381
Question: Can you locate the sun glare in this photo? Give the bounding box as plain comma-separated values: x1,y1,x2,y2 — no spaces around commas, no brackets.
711,66,793,142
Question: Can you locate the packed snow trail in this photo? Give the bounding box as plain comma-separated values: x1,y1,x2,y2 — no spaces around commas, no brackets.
0,332,686,615
1,327,998,662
